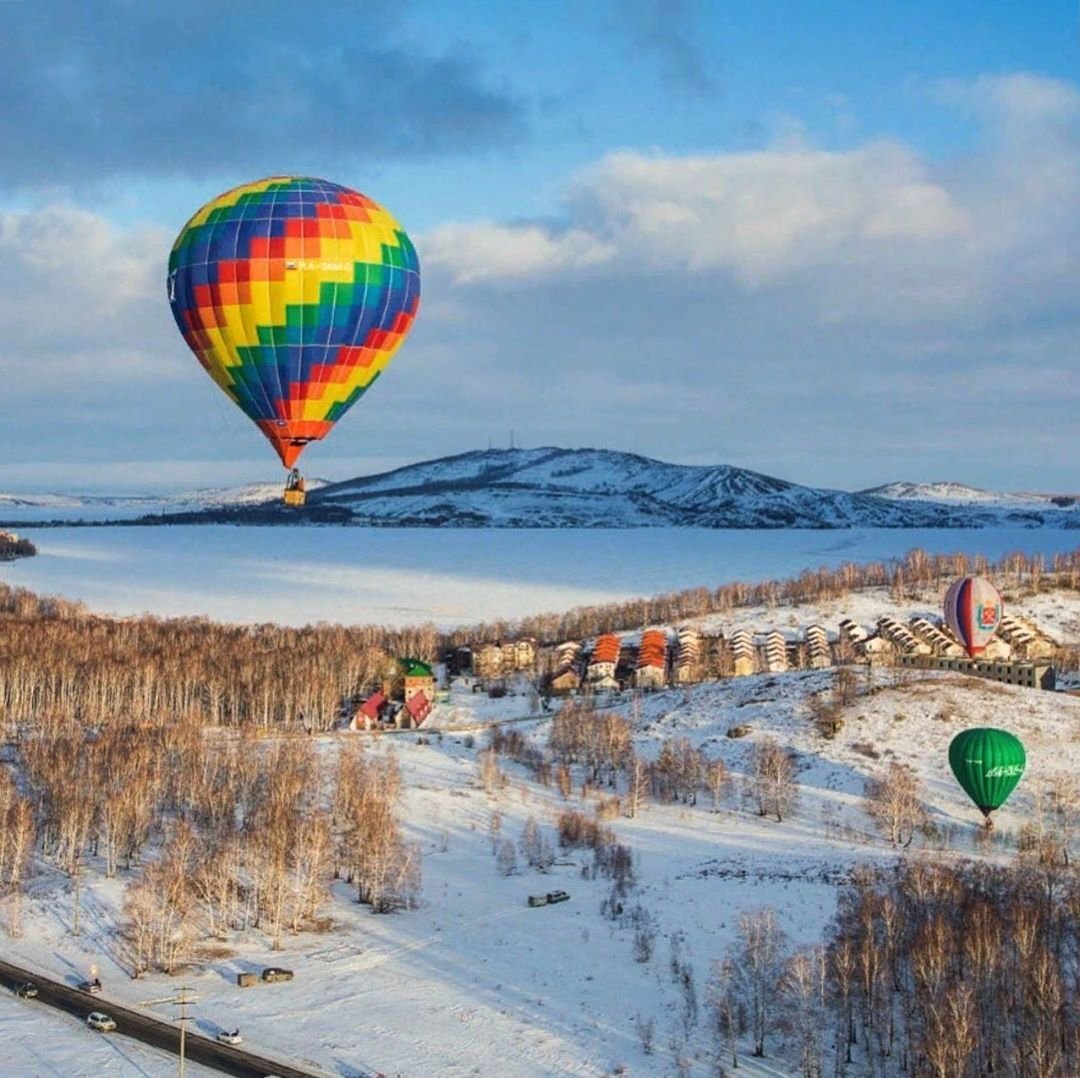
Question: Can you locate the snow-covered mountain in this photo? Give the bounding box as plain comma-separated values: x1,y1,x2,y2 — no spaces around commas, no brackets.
304,447,1077,528
862,480,1078,510
2,450,1075,528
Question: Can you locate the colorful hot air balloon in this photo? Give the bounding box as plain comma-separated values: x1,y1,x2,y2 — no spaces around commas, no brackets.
167,176,420,491
948,727,1026,825
944,575,1003,658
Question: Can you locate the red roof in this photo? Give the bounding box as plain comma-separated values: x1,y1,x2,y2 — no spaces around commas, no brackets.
638,630,667,669
358,690,386,719
592,634,621,663
404,691,432,724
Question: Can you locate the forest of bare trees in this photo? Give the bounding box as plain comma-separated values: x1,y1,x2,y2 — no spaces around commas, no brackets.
707,858,1080,1077
4,720,419,972
0,603,437,733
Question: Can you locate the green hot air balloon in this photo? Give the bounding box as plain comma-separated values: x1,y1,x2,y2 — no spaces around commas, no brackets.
948,728,1026,826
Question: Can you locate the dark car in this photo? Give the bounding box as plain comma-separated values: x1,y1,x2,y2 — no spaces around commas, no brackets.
261,967,294,983
14,982,38,999
77,978,102,995
546,890,570,904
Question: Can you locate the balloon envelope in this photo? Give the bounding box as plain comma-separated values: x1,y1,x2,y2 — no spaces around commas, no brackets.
944,575,1003,658
948,727,1026,817
168,176,420,468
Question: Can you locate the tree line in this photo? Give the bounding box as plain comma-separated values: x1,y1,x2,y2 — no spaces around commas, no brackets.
0,608,438,733
444,547,1080,647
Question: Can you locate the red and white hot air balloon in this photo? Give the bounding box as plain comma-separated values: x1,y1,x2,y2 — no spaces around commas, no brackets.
944,576,1003,658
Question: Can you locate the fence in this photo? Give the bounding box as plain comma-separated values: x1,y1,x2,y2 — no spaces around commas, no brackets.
898,654,1056,691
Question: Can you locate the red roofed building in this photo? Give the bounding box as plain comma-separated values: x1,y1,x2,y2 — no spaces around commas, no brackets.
635,629,668,689
587,633,621,684
351,690,388,730
401,690,432,728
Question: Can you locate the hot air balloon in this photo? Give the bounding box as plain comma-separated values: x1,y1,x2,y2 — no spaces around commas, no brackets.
944,575,1003,658
948,727,1026,827
167,176,421,505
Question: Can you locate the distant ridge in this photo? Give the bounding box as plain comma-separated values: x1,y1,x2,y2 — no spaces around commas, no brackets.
860,481,1078,510
299,447,1077,529
2,450,1076,529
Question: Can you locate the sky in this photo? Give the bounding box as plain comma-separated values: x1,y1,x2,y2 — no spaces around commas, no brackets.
0,0,1077,494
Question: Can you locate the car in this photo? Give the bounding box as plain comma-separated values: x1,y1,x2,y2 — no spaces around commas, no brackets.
217,1028,243,1046
77,978,102,995
87,1011,116,1032
546,890,570,904
261,967,294,983
14,982,38,999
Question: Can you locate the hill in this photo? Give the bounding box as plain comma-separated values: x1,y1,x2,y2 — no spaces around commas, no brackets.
306,447,1076,528
3,449,1077,528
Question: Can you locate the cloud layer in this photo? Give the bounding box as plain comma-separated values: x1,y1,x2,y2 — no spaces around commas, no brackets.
1,74,1076,492
0,1,524,189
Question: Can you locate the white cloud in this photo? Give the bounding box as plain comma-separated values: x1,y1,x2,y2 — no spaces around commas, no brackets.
936,72,1080,125
421,221,616,283
421,141,970,288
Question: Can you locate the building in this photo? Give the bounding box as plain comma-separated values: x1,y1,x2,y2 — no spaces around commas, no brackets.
837,619,869,658
804,625,832,669
674,626,702,684
876,617,931,657
401,659,436,704
730,629,757,677
587,633,621,683
400,691,432,728
763,630,788,673
634,629,668,690
909,618,966,658
350,690,389,731
996,615,1057,660
474,644,504,679
549,665,581,695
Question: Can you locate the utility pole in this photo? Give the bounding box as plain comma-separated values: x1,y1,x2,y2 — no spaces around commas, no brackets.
176,986,193,1078
72,854,82,935
143,989,199,1076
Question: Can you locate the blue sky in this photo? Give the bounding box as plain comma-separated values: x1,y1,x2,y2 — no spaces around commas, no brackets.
0,0,1077,492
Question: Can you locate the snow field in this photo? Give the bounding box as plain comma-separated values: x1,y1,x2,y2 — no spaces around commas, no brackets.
5,649,1077,1075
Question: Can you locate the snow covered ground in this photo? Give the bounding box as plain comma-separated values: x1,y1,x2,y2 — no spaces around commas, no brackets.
0,988,219,1077
3,525,1076,627
4,642,1078,1076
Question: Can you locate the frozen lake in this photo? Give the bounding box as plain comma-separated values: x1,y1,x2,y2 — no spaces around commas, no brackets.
2,525,1076,628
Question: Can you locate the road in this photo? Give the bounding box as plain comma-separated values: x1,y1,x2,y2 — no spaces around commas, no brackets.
0,957,333,1078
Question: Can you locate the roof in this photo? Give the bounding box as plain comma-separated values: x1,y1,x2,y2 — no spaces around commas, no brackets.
359,690,386,718
591,634,621,663
404,691,431,719
400,658,434,679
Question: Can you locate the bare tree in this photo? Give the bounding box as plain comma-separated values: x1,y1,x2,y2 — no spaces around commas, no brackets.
735,907,789,1057
747,738,799,822
864,763,928,847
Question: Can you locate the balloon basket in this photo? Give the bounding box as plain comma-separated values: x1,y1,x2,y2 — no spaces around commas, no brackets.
283,488,306,508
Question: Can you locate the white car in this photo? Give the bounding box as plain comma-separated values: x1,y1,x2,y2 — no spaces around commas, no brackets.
87,1011,117,1032
217,1028,243,1046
